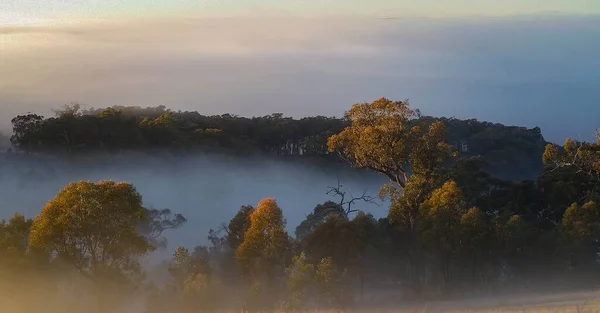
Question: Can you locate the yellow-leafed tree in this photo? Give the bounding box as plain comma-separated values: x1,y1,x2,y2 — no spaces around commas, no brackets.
419,180,468,284
327,97,455,190
561,201,600,270
327,97,456,294
236,197,289,279
29,180,155,285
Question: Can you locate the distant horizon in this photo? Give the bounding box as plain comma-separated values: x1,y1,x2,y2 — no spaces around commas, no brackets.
2,0,599,22
1,11,599,144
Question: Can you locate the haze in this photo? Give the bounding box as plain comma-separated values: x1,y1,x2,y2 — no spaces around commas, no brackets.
3,2,600,312
0,152,384,260
1,15,599,143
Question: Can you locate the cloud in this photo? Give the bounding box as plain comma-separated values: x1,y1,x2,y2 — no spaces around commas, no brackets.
0,16,599,141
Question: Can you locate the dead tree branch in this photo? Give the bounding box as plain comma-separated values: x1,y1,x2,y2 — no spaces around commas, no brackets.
326,177,380,217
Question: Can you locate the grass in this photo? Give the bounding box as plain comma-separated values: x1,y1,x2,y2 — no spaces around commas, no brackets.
279,290,600,313
277,305,600,313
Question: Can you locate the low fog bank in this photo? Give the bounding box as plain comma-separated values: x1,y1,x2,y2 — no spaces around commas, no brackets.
0,151,385,260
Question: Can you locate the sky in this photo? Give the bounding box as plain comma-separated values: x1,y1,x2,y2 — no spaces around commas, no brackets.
0,1,599,143
1,0,600,22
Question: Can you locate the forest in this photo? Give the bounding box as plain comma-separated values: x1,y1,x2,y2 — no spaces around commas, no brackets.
1,97,599,313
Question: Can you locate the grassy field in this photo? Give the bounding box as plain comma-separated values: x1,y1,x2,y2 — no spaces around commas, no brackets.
335,290,600,313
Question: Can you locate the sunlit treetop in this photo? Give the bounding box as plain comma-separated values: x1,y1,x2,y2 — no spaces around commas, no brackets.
328,97,456,189
29,180,155,284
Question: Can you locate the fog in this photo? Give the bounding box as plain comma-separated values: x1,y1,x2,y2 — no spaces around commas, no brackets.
1,15,600,143
0,152,385,261
2,14,600,313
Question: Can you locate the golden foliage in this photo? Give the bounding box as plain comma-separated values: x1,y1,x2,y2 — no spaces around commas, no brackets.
236,197,289,277
327,97,455,189
562,201,600,239
29,180,153,283
419,180,468,253
543,137,600,182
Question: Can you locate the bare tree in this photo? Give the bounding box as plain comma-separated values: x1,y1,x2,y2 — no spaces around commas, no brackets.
326,177,379,217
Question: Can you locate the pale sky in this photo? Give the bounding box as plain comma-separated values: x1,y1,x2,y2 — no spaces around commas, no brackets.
0,2,599,143
1,0,599,24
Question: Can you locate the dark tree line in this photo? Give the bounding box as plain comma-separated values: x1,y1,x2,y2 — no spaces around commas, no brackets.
9,102,545,180
1,98,597,313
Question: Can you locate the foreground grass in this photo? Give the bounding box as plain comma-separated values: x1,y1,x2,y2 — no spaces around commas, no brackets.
284,291,600,313
278,305,600,313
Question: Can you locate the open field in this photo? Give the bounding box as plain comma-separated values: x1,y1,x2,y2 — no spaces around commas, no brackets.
348,290,600,313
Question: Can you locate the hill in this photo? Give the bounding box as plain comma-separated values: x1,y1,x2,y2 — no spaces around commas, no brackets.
8,105,546,180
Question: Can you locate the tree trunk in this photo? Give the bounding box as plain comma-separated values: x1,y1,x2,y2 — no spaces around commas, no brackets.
472,253,478,283
408,241,424,297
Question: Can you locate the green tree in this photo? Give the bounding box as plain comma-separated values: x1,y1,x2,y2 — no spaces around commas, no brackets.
141,208,187,249
226,205,255,250
349,211,377,301
0,213,32,259
168,246,212,290
494,214,536,282
0,212,50,272
283,252,314,310
10,114,45,150
295,201,345,240
314,257,349,308
302,215,354,269
181,272,223,312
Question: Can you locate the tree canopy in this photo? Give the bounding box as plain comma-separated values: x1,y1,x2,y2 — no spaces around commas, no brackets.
2,98,599,312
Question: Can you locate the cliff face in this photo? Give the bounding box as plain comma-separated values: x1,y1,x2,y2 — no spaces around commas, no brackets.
439,117,546,181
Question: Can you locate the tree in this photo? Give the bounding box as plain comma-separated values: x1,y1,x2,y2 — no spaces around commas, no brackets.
236,197,289,279
0,213,32,258
165,246,220,313
495,214,535,282
226,205,255,250
302,215,355,269
300,210,376,302
10,113,45,150
459,207,491,283
326,178,379,218
386,174,434,293
283,252,314,310
295,201,345,240
0,213,48,268
348,211,377,301
314,257,350,308
181,271,223,313
29,181,157,285
543,136,600,200
560,201,600,271
327,98,456,294
169,246,212,289
327,97,455,190
419,180,468,285
141,208,187,249
52,103,82,118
